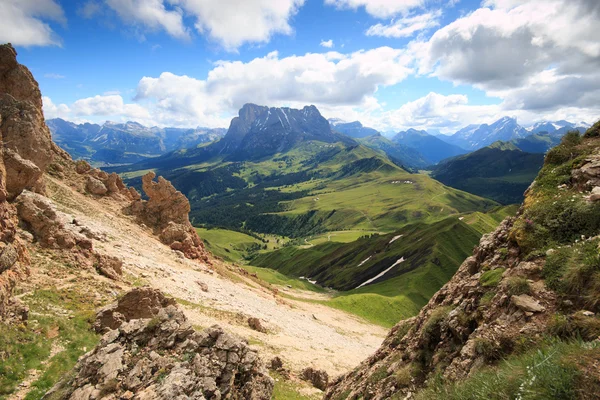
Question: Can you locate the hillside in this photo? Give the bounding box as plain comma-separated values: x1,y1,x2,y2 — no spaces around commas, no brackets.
47,118,226,166
326,124,600,400
392,129,466,165
357,133,428,169
250,206,516,326
431,141,545,204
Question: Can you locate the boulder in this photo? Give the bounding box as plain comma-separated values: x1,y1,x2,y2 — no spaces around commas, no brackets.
248,317,267,333
94,254,123,281
301,367,329,391
94,287,176,333
511,294,545,313
85,176,108,195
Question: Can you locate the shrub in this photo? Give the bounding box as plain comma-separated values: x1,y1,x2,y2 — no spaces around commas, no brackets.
548,312,600,341
479,268,505,288
561,130,582,147
506,276,531,296
474,338,502,363
422,306,453,345
584,120,600,138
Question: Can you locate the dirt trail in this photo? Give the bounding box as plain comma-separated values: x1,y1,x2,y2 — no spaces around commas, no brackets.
45,177,387,377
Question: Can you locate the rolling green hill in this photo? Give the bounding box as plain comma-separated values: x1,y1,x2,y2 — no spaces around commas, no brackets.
431,141,545,204
249,205,516,326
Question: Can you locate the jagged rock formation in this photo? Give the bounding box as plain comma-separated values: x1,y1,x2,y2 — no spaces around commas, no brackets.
130,172,209,261
0,43,55,320
326,131,600,399
46,288,273,400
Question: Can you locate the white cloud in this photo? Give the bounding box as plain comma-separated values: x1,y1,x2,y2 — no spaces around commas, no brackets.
320,39,334,48
0,0,65,46
44,73,65,79
105,0,190,39
135,47,412,125
366,11,441,38
324,0,424,18
42,96,71,119
171,0,305,50
71,95,152,120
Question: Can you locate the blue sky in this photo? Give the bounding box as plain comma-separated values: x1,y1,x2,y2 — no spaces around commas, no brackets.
2,0,599,133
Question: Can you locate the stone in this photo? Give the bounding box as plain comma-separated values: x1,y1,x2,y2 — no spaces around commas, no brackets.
94,287,177,333
511,294,545,313
301,367,329,391
75,160,91,174
248,317,267,333
86,176,108,195
95,254,123,281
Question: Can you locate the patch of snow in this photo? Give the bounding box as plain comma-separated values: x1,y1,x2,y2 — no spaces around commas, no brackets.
357,256,372,267
389,234,403,244
355,257,404,289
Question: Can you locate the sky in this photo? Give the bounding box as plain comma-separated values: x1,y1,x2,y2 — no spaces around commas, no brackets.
2,0,599,134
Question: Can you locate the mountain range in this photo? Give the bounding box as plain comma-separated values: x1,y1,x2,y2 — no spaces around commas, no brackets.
46,118,226,165
438,117,588,151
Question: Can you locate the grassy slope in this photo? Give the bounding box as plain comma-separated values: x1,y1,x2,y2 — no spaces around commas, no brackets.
251,205,516,327
120,141,497,237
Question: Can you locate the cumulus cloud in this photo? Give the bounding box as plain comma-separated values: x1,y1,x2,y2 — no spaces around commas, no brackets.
416,0,600,90
0,0,65,46
172,0,305,50
324,0,424,18
105,0,190,39
135,47,412,124
42,96,71,119
71,95,152,120
320,39,334,48
366,11,441,38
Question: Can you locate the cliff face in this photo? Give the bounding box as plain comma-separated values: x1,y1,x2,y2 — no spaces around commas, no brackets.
326,129,600,399
0,43,57,320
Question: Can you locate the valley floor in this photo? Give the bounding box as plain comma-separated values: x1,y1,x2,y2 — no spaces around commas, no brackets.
3,175,388,399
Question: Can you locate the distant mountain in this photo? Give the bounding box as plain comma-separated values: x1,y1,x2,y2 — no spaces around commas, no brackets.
358,133,428,169
392,128,466,165
47,118,226,165
441,117,529,150
431,141,544,204
329,119,380,138
529,120,589,137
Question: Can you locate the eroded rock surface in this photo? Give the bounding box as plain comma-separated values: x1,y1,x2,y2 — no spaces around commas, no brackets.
130,172,209,261
47,289,273,400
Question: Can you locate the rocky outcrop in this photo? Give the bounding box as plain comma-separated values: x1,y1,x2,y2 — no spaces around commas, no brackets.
94,288,176,333
15,191,92,250
301,367,329,391
0,44,54,200
130,172,209,261
47,289,273,400
0,43,56,320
